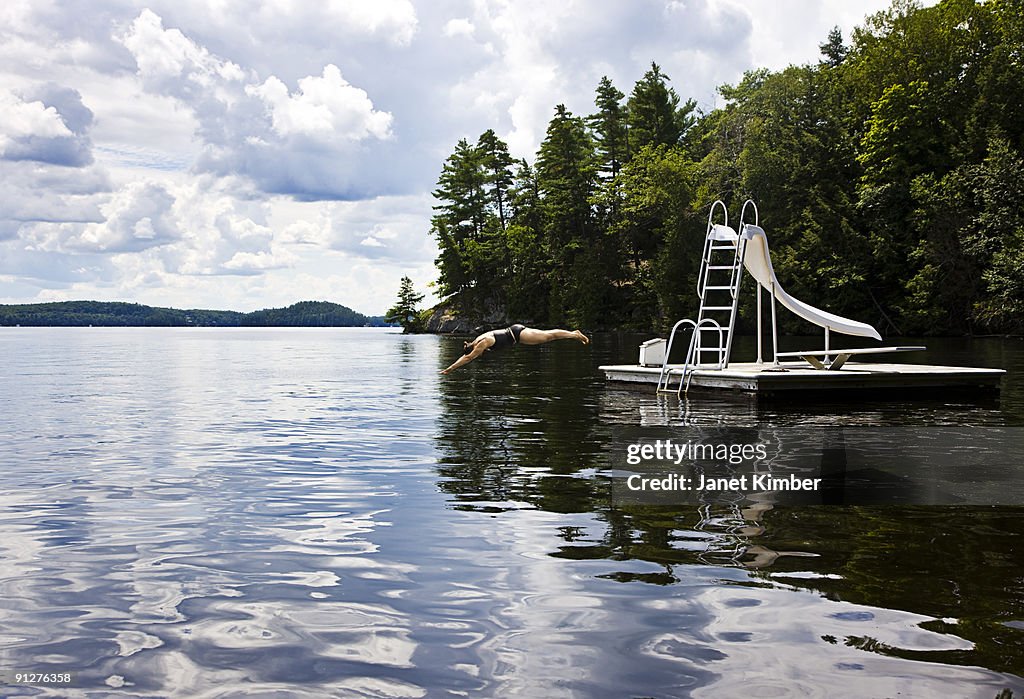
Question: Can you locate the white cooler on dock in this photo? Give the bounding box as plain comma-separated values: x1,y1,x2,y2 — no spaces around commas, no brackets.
638,338,667,367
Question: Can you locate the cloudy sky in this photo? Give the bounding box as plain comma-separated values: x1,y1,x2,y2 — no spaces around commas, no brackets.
1,0,896,315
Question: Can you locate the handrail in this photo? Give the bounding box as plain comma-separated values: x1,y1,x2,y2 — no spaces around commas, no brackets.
698,200,730,299
738,199,758,228
657,318,697,392
681,318,725,395
708,199,728,229
658,317,725,395
697,235,711,301
679,319,729,397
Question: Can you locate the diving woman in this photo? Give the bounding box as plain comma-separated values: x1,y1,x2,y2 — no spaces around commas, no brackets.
440,324,589,374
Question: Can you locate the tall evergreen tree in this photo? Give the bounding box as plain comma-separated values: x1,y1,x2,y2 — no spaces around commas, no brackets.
537,105,603,326
433,138,486,242
589,76,629,179
431,140,483,305
431,136,509,314
476,129,515,230
505,159,550,322
819,26,848,67
627,62,696,152
537,105,597,249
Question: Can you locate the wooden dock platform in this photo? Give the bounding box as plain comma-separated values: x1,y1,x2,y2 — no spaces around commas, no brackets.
599,361,1005,394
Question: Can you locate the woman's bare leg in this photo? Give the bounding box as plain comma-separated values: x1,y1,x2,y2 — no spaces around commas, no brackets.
518,327,589,346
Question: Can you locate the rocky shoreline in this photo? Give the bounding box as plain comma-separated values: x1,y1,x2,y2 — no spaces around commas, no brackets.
420,302,514,335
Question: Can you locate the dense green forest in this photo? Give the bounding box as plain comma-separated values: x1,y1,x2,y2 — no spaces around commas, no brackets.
428,0,1024,335
0,300,390,327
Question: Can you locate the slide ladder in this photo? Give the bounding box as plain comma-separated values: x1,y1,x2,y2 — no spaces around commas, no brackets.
657,201,748,395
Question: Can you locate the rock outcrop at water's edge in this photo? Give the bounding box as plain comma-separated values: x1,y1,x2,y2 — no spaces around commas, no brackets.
423,305,475,334
422,297,519,335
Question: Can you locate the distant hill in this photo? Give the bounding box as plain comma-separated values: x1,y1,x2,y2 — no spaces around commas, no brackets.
0,300,393,327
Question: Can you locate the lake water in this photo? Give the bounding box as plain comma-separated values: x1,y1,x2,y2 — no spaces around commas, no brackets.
1,327,1022,697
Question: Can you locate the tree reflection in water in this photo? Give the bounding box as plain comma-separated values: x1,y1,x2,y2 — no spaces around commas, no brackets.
432,332,1024,678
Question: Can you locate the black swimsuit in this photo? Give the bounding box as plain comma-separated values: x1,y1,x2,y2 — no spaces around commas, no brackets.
489,324,525,351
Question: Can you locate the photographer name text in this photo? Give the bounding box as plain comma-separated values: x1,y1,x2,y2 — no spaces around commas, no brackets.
626,473,821,492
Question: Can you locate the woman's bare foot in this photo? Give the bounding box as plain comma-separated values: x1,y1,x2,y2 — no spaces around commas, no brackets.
574,330,589,345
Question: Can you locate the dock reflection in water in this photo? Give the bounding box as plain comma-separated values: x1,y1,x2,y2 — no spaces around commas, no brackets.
434,333,1024,696
0,328,1020,697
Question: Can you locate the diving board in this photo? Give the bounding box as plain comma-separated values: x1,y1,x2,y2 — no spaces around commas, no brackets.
776,346,926,371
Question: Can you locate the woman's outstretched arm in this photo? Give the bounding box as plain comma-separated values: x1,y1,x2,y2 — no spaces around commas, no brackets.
440,339,490,374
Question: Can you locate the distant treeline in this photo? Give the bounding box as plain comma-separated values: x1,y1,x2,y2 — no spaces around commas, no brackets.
0,300,391,327
430,0,1024,335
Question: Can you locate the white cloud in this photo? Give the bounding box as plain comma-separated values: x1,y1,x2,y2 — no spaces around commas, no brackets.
120,9,246,94
222,249,295,273
0,0,39,34
0,160,108,238
0,90,71,144
432,0,755,157
155,178,284,276
279,218,329,247
269,194,437,263
0,86,96,166
7,176,296,284
72,181,178,253
735,0,894,76
443,18,475,38
322,195,436,262
118,10,397,200
247,65,392,141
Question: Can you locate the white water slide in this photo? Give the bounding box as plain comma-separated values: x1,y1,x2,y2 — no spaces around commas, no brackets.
741,224,882,341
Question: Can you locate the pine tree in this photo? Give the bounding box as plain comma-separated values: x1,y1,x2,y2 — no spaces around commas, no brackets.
385,276,425,333
589,76,629,179
433,138,486,242
505,159,551,322
589,76,630,246
627,62,695,152
431,138,491,313
537,105,596,248
477,129,515,230
819,26,848,67
430,132,519,319
537,104,609,326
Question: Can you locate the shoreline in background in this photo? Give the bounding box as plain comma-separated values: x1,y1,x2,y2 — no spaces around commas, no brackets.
0,300,393,328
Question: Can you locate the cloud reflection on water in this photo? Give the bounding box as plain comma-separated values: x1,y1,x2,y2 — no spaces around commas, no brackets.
0,328,1021,697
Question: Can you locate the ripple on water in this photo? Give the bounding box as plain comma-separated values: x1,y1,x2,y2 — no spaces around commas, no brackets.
0,329,1022,697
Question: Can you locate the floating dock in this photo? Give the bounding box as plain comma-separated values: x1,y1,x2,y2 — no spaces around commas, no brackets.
599,361,1005,394
610,200,1008,396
